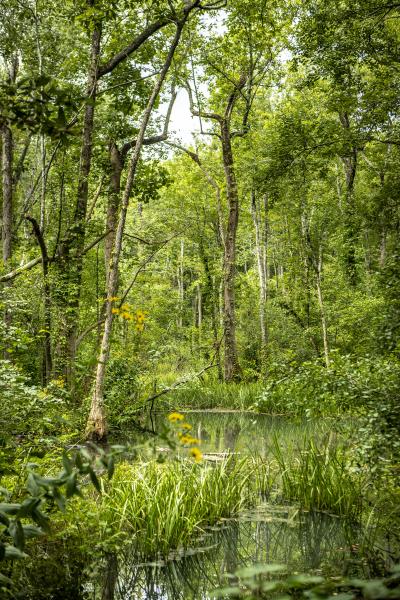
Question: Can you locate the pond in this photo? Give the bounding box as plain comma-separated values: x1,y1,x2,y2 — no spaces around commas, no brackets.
20,412,392,599
81,411,384,599
145,409,333,457
91,504,371,599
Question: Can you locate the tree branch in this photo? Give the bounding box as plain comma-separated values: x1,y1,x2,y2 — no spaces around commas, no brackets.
186,82,223,123
0,258,41,283
119,234,178,306
121,87,177,157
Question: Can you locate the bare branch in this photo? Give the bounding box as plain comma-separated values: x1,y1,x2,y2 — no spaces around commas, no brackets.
86,176,105,222
25,215,48,264
80,229,114,256
98,18,172,78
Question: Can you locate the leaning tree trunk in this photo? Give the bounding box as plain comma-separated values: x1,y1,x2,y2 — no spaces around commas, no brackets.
86,18,188,441
221,121,241,382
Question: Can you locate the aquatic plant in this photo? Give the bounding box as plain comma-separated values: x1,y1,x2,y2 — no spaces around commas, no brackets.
270,436,365,519
94,457,254,557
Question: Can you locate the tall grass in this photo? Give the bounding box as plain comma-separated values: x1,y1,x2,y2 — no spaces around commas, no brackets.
95,457,256,557
163,382,264,411
270,437,365,519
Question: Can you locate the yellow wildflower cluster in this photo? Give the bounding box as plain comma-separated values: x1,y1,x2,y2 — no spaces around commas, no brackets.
167,412,203,462
109,299,148,332
168,412,185,422
51,377,65,389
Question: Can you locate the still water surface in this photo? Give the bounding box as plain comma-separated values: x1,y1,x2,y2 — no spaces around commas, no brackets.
90,412,371,599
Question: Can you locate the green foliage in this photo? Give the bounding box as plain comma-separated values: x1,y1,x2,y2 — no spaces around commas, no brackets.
0,75,77,137
104,356,141,427
254,354,400,418
214,563,400,599
0,360,65,447
168,382,264,410
0,444,119,578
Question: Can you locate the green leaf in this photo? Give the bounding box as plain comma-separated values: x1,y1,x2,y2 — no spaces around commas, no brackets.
0,503,20,516
8,521,25,550
235,564,286,578
62,452,73,475
89,469,101,493
107,455,115,480
66,473,78,498
32,508,50,532
4,545,27,559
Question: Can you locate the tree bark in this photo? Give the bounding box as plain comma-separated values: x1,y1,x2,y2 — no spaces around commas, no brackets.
2,126,13,267
315,247,330,368
220,121,241,381
251,190,268,373
53,12,102,384
339,112,358,286
26,216,52,382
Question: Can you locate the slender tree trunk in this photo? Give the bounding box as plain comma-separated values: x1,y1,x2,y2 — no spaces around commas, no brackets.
251,190,268,373
40,135,47,231
26,216,52,382
1,124,13,334
177,239,184,327
315,247,330,368
2,125,13,267
221,121,241,382
54,14,102,385
86,18,188,440
105,143,123,280
339,112,358,286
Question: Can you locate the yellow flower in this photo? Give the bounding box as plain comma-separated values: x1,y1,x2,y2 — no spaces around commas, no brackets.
189,447,203,463
107,296,121,302
121,304,131,311
111,308,120,315
168,412,184,422
180,423,192,431
179,434,200,446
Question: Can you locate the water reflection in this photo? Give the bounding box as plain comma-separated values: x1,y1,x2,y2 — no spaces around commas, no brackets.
96,505,367,600
143,411,332,458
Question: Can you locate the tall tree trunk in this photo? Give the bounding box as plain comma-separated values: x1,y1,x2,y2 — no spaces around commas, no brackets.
221,121,241,382
315,247,330,367
26,216,52,382
105,143,123,281
2,126,13,267
177,239,184,327
1,124,13,335
339,112,358,286
54,13,102,385
251,190,268,374
86,18,188,440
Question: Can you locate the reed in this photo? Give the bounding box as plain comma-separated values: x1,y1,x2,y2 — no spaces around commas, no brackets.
270,436,365,519
96,457,254,557
162,382,264,411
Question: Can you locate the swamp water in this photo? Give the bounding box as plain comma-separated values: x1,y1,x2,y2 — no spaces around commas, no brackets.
19,413,386,599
